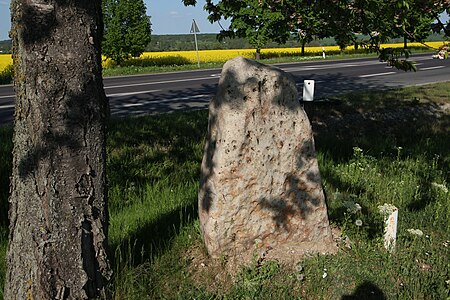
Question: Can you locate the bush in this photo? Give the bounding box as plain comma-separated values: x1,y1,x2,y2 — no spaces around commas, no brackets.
0,64,13,85
103,55,193,69
122,55,192,67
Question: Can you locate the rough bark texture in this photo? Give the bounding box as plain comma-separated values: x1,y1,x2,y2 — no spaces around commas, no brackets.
199,57,337,265
5,0,111,299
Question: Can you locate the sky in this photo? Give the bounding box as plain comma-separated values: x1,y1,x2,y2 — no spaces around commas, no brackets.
0,1,226,41
0,1,448,41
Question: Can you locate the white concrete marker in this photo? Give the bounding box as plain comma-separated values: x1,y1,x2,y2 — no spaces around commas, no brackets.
378,204,398,252
302,80,315,101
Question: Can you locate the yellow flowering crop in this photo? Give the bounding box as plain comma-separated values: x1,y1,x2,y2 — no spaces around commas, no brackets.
0,54,13,72
1,41,447,72
102,41,448,68
138,46,341,64
383,41,445,50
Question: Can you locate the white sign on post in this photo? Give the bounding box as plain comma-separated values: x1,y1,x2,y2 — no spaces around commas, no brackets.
302,80,315,101
190,19,200,68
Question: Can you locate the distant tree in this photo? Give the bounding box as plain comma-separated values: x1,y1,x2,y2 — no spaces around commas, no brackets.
290,2,325,56
188,0,291,59
103,0,152,64
390,0,435,48
6,0,111,298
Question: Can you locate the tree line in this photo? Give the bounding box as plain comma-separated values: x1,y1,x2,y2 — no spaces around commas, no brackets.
0,32,445,55
146,32,445,52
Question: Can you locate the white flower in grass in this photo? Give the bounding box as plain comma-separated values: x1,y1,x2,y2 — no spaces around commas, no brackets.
378,203,397,216
343,201,362,214
353,146,363,153
407,228,424,237
355,219,363,227
322,268,328,279
296,273,304,281
431,182,448,193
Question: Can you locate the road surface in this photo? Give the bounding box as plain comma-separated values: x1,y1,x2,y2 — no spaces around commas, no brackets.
1,54,449,125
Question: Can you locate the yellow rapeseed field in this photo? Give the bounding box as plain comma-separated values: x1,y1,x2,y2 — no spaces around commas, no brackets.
0,54,13,72
135,42,445,65
0,42,447,72
140,46,341,63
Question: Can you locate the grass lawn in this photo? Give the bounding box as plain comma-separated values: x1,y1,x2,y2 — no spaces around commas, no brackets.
0,82,449,299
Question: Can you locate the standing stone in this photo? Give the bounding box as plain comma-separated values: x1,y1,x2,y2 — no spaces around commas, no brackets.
199,56,336,265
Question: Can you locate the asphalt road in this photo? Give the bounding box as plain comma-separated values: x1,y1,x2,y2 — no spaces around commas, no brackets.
1,53,449,125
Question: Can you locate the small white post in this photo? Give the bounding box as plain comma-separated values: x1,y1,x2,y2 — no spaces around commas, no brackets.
379,204,398,252
302,80,315,101
322,47,326,59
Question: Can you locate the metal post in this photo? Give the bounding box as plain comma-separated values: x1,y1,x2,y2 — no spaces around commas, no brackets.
194,30,200,68
191,19,200,68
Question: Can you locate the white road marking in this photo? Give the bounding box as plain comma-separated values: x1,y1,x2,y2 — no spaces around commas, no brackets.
120,102,148,108
0,95,14,99
107,89,161,97
359,71,396,78
105,76,218,89
0,104,14,109
281,61,389,73
413,56,434,62
419,66,445,71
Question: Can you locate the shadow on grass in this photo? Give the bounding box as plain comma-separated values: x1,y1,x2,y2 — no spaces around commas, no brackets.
305,91,450,164
341,281,386,300
107,110,207,192
110,201,198,269
106,110,207,269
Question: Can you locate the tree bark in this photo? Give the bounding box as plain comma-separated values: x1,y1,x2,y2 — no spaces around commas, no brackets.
5,0,111,299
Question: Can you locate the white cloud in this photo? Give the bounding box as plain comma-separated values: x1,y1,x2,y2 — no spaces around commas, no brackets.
168,11,183,19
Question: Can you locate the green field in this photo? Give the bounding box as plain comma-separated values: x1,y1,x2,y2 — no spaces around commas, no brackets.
0,82,449,299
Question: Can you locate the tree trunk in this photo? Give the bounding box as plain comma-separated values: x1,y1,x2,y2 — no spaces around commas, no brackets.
255,48,261,60
301,40,306,56
404,34,408,49
5,0,111,299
